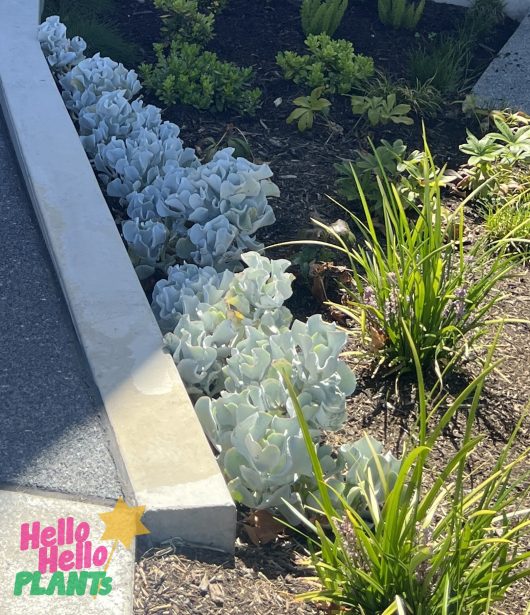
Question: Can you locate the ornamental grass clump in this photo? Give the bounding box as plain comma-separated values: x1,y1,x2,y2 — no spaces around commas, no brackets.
306,134,517,377
282,336,530,614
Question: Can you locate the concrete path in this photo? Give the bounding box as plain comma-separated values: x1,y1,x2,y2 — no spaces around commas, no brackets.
0,109,122,501
0,490,134,614
472,10,530,113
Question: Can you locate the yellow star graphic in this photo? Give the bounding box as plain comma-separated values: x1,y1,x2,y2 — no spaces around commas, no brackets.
99,497,150,550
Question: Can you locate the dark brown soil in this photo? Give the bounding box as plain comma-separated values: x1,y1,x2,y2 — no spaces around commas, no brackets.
107,2,530,613
115,0,517,262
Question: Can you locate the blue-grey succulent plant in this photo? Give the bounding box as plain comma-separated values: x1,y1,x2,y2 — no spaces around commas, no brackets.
152,264,234,334
78,91,162,156
94,130,195,202
161,253,295,396
38,16,86,72
122,218,168,279
193,312,361,515
215,315,356,432
59,53,142,115
337,435,401,513
165,308,237,397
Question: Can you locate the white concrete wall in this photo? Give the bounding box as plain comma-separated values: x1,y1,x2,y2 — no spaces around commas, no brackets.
432,0,530,21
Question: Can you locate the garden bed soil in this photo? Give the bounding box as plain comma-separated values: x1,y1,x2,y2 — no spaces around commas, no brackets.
117,0,517,257
105,1,530,612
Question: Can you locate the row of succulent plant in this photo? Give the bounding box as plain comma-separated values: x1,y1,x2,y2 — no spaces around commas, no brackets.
38,17,401,521
154,251,399,518
38,17,277,278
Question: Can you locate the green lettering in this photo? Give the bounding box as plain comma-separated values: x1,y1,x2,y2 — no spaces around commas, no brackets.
65,571,88,596
13,571,33,596
45,571,66,595
30,571,46,595
98,575,112,596
87,571,106,596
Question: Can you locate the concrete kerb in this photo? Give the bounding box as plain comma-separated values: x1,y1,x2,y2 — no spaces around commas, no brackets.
0,0,236,552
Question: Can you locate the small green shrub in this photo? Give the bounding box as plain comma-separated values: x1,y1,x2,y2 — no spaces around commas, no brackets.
300,0,349,37
154,0,215,45
350,93,413,126
378,0,426,29
283,340,530,615
140,41,261,114
408,34,470,95
287,87,331,132
276,34,374,95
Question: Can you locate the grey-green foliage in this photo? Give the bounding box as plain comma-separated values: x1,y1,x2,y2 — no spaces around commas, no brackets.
161,252,294,397
277,34,374,96
37,15,86,72
152,250,375,520
301,0,349,37
195,314,359,514
308,435,401,516
39,18,277,279
378,0,426,29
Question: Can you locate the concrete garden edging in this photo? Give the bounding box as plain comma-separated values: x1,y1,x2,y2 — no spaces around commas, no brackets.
0,0,236,552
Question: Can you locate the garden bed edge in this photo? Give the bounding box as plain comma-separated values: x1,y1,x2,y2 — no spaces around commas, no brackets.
0,0,236,553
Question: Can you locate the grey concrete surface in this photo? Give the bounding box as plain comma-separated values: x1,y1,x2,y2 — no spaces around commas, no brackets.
472,11,530,113
0,489,134,614
0,110,122,500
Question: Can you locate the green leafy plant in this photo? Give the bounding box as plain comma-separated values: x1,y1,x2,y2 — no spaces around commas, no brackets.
140,41,261,114
365,72,443,118
154,0,215,45
277,34,374,95
301,0,349,37
336,139,408,205
350,93,413,126
335,139,455,214
310,134,516,376
199,126,255,162
408,34,470,95
378,0,426,29
281,336,530,614
459,112,530,193
197,0,229,12
287,87,331,132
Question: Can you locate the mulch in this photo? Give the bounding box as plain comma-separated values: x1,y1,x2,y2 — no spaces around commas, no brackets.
106,1,530,612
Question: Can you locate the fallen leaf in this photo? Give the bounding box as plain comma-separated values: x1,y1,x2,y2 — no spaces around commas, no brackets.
368,327,387,351
242,510,285,546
